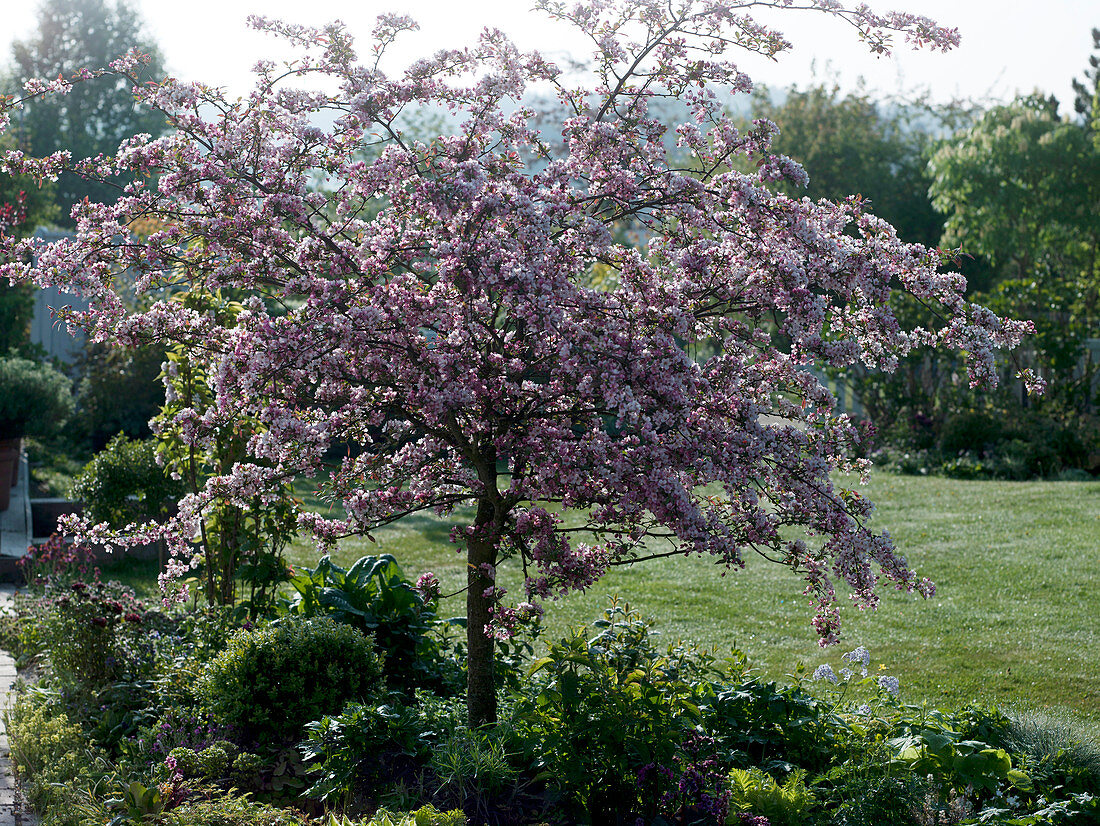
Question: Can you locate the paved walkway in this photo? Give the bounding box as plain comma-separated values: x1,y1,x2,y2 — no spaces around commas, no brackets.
0,586,36,826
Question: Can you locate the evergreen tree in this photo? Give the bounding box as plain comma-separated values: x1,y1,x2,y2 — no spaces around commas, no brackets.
1072,27,1100,127
7,0,168,225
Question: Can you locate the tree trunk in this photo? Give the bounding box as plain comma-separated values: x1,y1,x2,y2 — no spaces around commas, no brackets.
466,501,498,728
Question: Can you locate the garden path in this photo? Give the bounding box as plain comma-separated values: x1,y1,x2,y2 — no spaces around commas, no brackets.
0,586,37,826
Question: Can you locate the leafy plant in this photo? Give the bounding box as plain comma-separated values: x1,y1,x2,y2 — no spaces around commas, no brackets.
196,615,381,743
0,356,73,439
300,699,428,802
69,434,183,527
281,554,451,690
426,726,520,822
725,767,816,826
515,601,737,823
42,579,151,688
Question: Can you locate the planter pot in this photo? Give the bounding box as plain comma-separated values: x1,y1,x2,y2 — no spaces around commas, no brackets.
0,437,19,487
0,453,12,511
30,498,83,539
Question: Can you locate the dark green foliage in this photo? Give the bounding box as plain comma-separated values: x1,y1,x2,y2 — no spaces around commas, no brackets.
301,699,432,802
709,677,837,772
0,355,73,438
69,433,183,526
74,341,166,449
282,554,458,692
0,132,59,354
751,81,952,247
939,411,1004,457
0,281,34,356
41,579,151,688
424,726,522,823
514,601,737,824
877,410,1095,480
197,616,382,743
6,0,169,224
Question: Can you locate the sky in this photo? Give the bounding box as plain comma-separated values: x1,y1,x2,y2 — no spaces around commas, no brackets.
2,1,1098,115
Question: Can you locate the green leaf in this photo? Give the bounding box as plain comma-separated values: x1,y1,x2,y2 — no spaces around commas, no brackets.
1007,769,1034,793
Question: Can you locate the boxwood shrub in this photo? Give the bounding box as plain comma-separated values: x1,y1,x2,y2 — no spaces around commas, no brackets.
197,616,381,743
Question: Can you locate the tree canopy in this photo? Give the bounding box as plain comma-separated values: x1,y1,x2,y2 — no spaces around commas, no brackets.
929,93,1100,417
0,0,1036,726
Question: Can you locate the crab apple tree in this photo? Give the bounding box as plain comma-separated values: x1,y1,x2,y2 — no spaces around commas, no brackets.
1,0,1038,726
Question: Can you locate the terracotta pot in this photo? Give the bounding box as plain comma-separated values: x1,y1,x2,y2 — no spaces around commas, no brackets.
0,452,13,511
0,437,20,487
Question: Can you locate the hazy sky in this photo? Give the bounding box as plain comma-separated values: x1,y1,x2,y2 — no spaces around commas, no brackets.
3,1,1098,114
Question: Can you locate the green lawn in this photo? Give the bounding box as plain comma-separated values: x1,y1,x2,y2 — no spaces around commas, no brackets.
287,474,1100,729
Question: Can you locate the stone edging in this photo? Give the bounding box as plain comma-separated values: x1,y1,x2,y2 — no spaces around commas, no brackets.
0,587,37,826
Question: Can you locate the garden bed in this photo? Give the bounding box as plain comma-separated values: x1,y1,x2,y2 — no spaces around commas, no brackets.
1,543,1097,826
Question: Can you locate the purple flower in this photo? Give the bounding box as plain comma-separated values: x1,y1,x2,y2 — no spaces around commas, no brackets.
877,675,900,697
812,664,838,684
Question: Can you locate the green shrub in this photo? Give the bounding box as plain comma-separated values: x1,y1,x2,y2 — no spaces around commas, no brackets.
939,410,1002,457
168,741,239,779
69,433,182,527
281,554,458,692
0,356,73,439
74,341,166,449
514,601,735,823
197,616,381,742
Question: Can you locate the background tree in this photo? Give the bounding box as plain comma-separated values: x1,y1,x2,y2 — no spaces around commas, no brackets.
929,93,1100,422
750,81,948,247
0,1,1035,727
0,131,57,354
6,0,168,225
1073,27,1100,128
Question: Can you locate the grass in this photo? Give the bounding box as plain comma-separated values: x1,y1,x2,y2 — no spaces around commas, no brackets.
285,473,1100,729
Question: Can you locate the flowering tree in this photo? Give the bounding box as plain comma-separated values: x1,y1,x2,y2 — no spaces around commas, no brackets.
0,0,1038,726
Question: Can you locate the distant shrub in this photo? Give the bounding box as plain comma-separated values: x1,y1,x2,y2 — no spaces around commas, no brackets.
197,616,381,743
69,434,183,527
0,356,73,439
74,342,166,450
